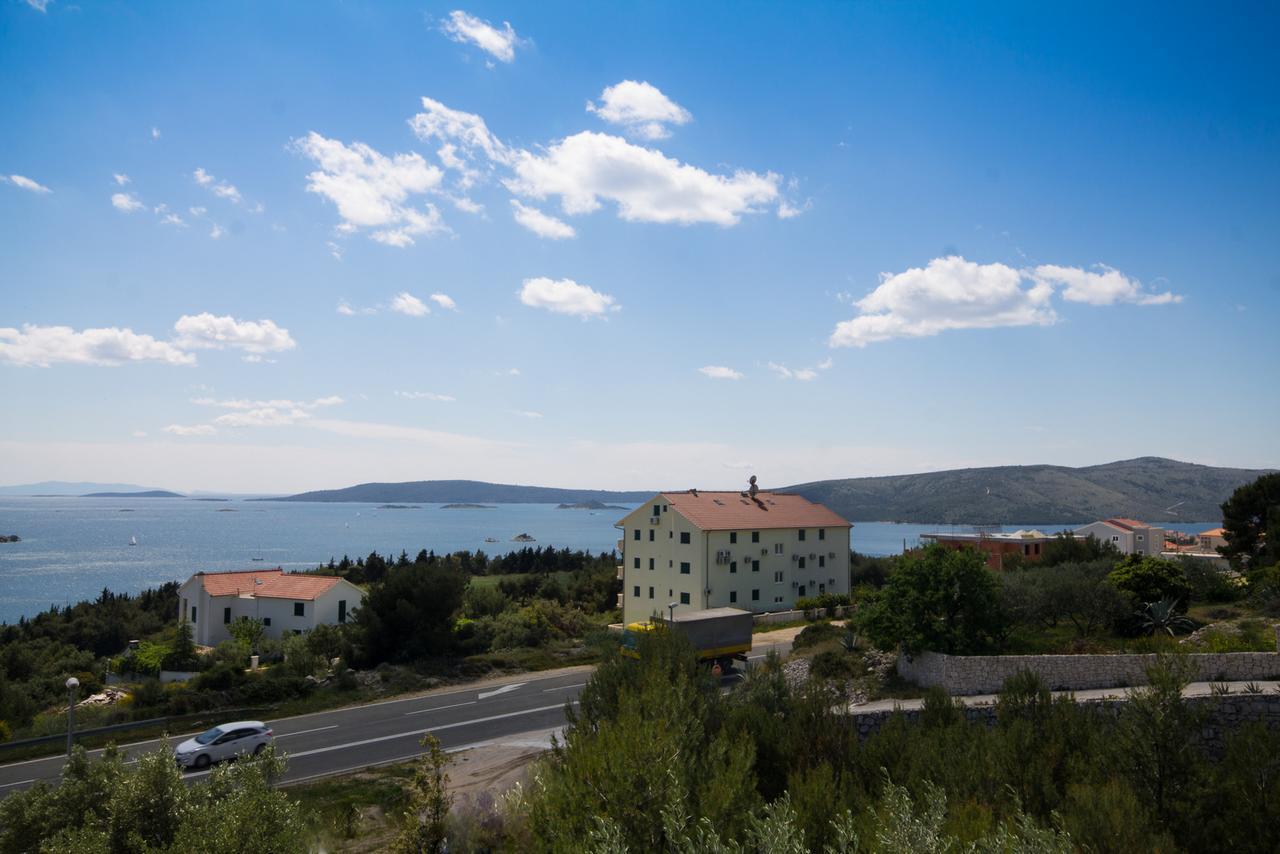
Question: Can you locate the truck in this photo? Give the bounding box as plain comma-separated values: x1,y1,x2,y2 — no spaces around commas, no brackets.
621,607,754,670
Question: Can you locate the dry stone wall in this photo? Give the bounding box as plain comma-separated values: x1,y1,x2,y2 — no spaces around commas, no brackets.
897,649,1280,695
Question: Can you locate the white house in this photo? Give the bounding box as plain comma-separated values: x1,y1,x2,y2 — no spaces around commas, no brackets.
616,488,852,626
177,568,365,647
1074,518,1166,557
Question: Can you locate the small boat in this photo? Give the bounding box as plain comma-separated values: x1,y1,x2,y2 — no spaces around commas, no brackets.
484,537,498,543
128,535,138,546
251,557,265,562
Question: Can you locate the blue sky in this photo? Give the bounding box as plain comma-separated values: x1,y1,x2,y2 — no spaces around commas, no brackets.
1,1,1277,493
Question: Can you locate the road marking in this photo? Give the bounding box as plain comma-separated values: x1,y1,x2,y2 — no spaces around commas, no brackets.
0,778,34,789
477,682,526,700
288,702,572,761
542,683,586,692
403,701,476,716
275,725,339,739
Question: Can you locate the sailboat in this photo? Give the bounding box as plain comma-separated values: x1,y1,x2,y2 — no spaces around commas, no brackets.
128,535,138,546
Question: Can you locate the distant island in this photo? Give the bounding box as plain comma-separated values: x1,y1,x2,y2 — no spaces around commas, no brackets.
82,490,185,499
785,457,1273,525
377,504,421,510
191,498,229,502
512,533,536,542
256,479,651,506
441,503,496,510
556,500,626,510
0,535,19,543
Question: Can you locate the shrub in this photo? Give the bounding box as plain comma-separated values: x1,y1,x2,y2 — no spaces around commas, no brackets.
792,621,844,650
1182,558,1242,604
809,649,858,682
1109,556,1192,609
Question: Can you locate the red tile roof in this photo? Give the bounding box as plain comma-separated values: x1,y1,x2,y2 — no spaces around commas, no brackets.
1103,517,1157,532
1199,527,1226,538
198,569,342,600
660,490,850,531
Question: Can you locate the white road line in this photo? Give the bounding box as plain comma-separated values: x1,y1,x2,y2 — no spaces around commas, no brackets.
0,779,34,789
403,701,476,716
288,702,573,761
275,725,339,739
477,682,526,700
542,683,586,692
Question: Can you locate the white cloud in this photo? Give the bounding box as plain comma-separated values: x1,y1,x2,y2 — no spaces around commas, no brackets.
159,212,187,227
514,410,543,419
25,0,51,12
3,174,52,194
429,293,457,311
817,357,834,370
164,424,217,437
768,362,818,381
830,256,1057,348
0,324,195,367
151,127,161,140
504,368,521,376
699,365,743,380
507,131,779,226
395,390,456,402
777,198,811,219
184,395,342,430
391,292,430,317
172,313,296,354
193,396,342,411
132,430,148,438
587,80,691,140
294,132,446,247
111,192,144,212
189,206,207,217
113,173,130,186
336,301,355,316
519,277,617,318
1031,264,1182,306
209,224,225,239
326,241,343,261
439,10,522,63
192,167,243,204
408,97,511,169
510,199,575,239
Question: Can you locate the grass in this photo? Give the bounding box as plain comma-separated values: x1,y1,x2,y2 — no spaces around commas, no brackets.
288,762,416,852
752,619,811,634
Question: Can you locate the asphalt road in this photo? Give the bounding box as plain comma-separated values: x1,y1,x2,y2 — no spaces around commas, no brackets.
0,635,795,796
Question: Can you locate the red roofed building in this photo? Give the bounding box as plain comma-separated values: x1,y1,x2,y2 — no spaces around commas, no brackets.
1074,518,1166,557
178,568,365,647
615,484,852,625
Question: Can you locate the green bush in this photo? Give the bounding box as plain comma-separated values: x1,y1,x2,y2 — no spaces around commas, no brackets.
1109,556,1192,609
792,621,845,650
808,649,858,682
1182,558,1243,604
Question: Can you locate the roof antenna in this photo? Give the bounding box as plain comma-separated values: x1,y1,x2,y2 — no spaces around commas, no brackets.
748,475,758,499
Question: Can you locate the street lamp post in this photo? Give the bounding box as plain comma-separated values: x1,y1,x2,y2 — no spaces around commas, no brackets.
65,676,80,756
667,601,678,623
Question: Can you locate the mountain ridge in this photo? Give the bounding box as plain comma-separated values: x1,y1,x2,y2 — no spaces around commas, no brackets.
255,479,654,505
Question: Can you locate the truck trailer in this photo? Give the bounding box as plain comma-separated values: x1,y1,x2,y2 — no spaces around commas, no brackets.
621,607,753,670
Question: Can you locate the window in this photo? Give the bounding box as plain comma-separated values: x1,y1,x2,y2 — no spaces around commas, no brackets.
818,529,826,541
774,595,784,604
730,591,738,603
648,586,654,599
293,629,303,636
653,504,661,516
752,531,760,543
751,589,760,601
223,607,231,624
634,529,640,540
680,562,691,575
293,602,304,617
662,505,668,512
798,557,806,569
729,532,737,544
338,600,347,623
729,561,737,574
818,583,826,594
680,532,691,544
634,557,641,569
263,617,271,627
818,555,825,568
774,570,784,583
774,543,783,555
634,585,640,598
649,529,654,541
649,558,655,570
799,529,806,541
669,530,673,539
191,606,197,622
680,592,690,605
752,560,760,572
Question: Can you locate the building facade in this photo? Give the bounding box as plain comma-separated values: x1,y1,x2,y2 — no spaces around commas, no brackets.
1074,518,1166,557
917,529,1057,570
177,568,365,647
616,489,852,626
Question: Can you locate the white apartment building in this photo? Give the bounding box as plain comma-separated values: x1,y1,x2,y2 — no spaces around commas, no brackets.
178,568,365,647
616,489,852,626
1074,518,1166,557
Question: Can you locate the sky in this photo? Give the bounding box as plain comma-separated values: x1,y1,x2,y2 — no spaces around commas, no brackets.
1,1,1278,493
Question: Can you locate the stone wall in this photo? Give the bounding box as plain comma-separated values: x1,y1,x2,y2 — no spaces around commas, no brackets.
849,694,1280,757
897,649,1280,695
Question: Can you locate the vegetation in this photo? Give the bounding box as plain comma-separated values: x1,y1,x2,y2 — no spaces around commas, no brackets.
1220,471,1280,569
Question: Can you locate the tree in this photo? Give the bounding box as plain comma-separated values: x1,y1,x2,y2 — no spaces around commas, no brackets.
393,735,453,854
858,545,1006,654
352,561,466,665
1220,472,1280,570
227,617,265,653
1040,532,1120,567
1108,556,1192,609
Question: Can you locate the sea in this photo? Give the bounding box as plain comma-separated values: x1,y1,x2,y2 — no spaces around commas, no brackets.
0,496,1223,626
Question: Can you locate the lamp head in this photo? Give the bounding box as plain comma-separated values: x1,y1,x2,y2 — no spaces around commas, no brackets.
66,676,80,690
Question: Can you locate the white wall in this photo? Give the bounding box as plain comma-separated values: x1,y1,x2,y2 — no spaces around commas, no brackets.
179,576,365,646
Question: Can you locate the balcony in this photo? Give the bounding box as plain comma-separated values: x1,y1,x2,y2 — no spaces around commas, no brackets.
616,565,624,580
616,592,624,608
616,539,624,553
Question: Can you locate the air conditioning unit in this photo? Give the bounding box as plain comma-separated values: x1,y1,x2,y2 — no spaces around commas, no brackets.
828,552,836,559
809,553,816,560
760,548,768,556
791,581,798,588
828,578,835,585
649,516,660,525
791,554,800,562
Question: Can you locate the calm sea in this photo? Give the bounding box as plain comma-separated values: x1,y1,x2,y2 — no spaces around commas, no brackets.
0,497,1222,625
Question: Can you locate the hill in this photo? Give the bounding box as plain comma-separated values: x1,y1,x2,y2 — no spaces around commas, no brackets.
784,457,1272,525
0,481,164,496
81,490,185,499
260,480,652,505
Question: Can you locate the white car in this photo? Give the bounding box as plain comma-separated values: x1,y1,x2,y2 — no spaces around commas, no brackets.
175,721,274,770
